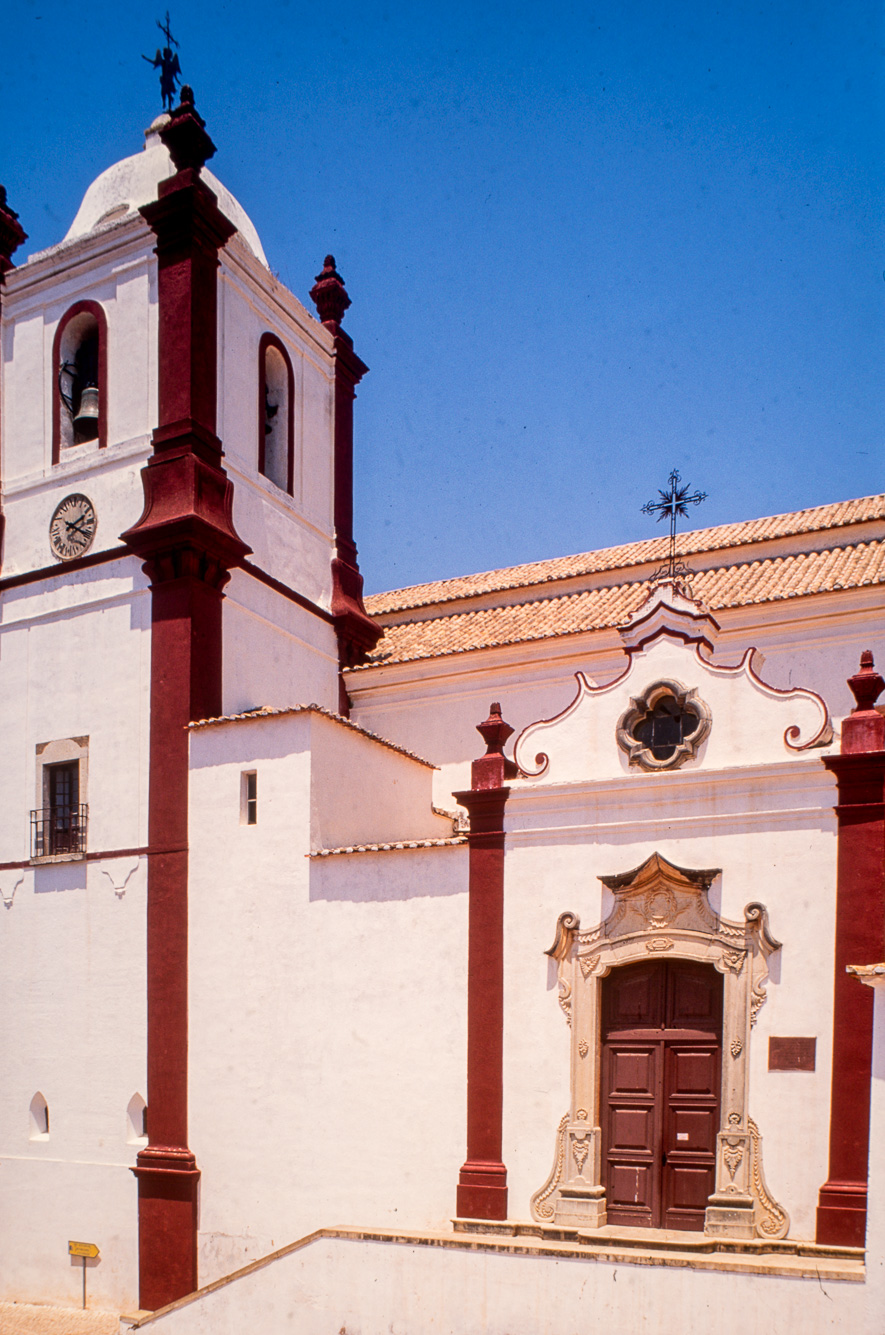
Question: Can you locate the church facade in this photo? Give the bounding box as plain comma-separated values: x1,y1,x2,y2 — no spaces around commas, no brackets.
1,94,883,1333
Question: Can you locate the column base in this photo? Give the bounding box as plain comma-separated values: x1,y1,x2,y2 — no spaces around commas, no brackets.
457,1159,508,1221
705,1195,756,1239
133,1146,200,1311
554,1187,607,1228
816,1181,867,1246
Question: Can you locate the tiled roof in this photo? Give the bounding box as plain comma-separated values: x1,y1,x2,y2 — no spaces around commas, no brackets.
188,702,436,767
364,494,885,616
309,836,467,857
355,539,885,669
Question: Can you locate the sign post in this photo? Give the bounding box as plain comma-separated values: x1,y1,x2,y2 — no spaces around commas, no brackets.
68,1241,99,1309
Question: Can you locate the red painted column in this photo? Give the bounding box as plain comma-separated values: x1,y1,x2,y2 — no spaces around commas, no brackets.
454,704,518,1221
0,186,27,574
122,89,249,1311
816,651,885,1246
309,257,379,713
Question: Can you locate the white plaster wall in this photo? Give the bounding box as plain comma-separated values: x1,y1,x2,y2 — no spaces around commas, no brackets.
187,716,468,1286
0,560,150,1309
308,712,450,849
221,573,339,717
127,1232,868,1335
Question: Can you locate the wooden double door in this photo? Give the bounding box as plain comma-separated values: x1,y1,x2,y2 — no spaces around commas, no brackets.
601,958,722,1231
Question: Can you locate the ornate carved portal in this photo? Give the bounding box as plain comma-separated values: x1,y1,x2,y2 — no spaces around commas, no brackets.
531,852,789,1239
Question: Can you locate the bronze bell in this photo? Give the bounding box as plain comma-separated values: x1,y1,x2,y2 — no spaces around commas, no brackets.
73,385,100,440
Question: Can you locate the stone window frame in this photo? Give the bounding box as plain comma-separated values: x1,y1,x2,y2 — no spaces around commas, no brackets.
616,677,712,772
531,852,789,1240
32,736,89,864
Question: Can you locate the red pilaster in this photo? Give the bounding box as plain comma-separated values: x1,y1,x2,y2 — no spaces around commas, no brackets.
454,704,518,1221
816,651,885,1246
122,90,249,1311
0,186,27,574
309,256,379,712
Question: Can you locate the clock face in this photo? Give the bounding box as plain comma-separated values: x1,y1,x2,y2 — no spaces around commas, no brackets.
49,493,97,561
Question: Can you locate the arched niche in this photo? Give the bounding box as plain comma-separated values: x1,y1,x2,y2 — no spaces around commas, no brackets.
126,1092,148,1144
52,300,108,460
531,852,790,1240
258,332,294,494
29,1091,49,1140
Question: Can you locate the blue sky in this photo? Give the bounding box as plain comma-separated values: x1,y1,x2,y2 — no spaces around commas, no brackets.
3,1,882,591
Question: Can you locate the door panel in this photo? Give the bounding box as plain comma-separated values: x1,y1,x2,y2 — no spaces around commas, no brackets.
670,1048,718,1095
604,963,663,1031
609,1048,656,1094
601,959,722,1232
671,1107,717,1153
668,962,722,1031
609,1163,656,1216
601,1040,660,1226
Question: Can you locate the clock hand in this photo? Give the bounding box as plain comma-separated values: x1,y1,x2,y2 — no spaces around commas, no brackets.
65,518,91,537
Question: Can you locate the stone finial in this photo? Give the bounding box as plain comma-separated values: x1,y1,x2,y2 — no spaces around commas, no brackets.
310,255,351,330
477,702,515,755
471,702,519,787
159,86,217,173
0,184,27,276
838,649,885,755
848,650,885,713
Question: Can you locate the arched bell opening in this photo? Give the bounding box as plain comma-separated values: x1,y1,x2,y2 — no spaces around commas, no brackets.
52,301,108,460
258,332,294,495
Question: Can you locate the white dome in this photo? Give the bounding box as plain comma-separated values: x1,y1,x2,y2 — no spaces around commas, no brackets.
63,119,268,267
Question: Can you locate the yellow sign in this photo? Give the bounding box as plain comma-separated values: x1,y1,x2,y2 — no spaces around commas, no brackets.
68,1241,99,1259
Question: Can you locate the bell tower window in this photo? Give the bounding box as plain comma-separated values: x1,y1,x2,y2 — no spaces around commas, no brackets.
52,301,108,461
258,333,294,494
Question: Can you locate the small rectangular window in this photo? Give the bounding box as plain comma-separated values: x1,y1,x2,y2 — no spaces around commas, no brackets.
242,771,258,825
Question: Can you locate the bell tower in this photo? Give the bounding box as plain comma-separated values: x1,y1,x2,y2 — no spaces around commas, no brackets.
0,90,378,1313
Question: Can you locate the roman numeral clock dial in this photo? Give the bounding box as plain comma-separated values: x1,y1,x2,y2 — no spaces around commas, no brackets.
49,494,97,561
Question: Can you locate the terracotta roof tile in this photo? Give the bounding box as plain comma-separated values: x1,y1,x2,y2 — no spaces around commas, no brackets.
355,539,885,669
364,494,885,616
309,837,467,857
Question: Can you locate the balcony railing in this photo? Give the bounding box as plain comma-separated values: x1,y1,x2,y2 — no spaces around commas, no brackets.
30,805,88,859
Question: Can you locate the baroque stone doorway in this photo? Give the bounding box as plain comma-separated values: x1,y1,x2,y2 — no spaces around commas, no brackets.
531,852,790,1240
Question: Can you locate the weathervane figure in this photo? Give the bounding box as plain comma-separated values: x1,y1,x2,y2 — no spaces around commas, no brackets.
143,12,182,111
641,469,707,581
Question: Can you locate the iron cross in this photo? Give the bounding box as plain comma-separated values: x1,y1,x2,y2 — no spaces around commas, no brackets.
641,469,707,579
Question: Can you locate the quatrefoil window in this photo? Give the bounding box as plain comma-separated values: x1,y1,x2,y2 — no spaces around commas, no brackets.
617,678,712,771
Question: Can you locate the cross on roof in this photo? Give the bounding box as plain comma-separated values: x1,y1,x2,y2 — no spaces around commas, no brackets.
641,469,707,581
143,12,182,112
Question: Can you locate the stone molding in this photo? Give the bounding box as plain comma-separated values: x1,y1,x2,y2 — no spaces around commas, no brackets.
531,851,789,1240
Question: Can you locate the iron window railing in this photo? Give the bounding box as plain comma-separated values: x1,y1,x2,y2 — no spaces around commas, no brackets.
30,804,88,858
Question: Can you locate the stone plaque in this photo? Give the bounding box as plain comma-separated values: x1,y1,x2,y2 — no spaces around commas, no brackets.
768,1036,816,1072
